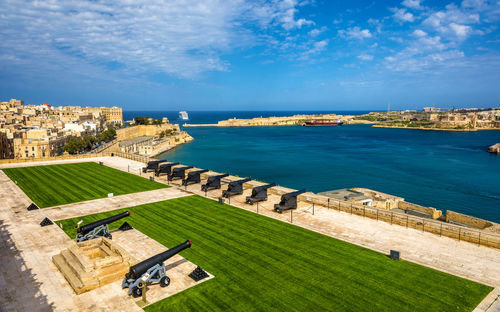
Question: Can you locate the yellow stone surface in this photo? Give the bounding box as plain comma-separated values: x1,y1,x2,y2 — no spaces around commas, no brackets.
52,237,134,295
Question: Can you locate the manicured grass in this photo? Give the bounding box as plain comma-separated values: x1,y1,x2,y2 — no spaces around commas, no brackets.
57,196,492,312
2,162,167,208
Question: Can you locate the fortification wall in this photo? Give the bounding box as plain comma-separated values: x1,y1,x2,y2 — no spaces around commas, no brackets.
446,210,493,229
116,124,178,141
398,201,442,219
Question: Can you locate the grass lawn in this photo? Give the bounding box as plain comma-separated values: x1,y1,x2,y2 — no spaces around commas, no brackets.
2,162,167,208
57,196,492,312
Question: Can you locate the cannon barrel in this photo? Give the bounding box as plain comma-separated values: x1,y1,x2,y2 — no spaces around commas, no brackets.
173,166,194,172
208,173,229,181
252,183,276,195
77,211,130,234
127,240,192,280
155,162,180,176
228,177,251,187
188,169,209,176
159,162,179,169
282,189,307,200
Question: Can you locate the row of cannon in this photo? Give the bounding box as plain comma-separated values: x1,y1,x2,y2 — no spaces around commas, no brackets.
143,160,306,213
70,160,307,297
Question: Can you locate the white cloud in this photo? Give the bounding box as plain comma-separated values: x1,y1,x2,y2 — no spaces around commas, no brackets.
461,0,488,11
423,4,480,40
402,0,423,10
0,0,318,81
308,26,327,37
296,39,328,60
412,29,427,37
338,27,372,40
392,8,415,22
357,53,374,61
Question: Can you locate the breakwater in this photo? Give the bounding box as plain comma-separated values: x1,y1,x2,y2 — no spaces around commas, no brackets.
183,113,361,127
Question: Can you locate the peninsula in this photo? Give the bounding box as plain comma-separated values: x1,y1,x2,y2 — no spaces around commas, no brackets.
183,107,500,131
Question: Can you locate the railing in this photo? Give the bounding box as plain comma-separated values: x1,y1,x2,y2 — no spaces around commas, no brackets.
313,198,500,250
109,152,151,164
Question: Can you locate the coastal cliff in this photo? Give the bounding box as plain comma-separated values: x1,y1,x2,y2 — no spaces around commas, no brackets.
488,143,500,154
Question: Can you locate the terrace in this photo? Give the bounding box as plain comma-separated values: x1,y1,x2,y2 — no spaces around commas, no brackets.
0,156,499,311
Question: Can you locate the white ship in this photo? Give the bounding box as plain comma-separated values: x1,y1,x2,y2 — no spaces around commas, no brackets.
179,111,189,120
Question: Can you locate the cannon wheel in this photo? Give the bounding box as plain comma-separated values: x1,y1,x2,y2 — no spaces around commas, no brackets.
132,286,142,298
160,276,170,287
104,233,112,240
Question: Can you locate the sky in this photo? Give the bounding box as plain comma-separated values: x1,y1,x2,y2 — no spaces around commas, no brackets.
1,0,500,111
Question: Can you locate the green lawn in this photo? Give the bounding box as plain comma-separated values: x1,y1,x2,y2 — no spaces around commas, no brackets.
57,196,492,312
2,162,167,208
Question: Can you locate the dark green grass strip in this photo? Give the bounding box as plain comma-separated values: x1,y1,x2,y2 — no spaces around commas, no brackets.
2,162,167,208
56,196,492,312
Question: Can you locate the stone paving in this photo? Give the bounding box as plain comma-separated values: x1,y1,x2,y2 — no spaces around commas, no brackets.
1,157,500,311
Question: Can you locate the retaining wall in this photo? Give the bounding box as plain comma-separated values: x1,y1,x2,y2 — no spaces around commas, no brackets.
398,201,442,219
446,210,493,229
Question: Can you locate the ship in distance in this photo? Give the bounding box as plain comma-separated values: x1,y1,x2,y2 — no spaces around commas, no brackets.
179,111,189,120
303,119,343,126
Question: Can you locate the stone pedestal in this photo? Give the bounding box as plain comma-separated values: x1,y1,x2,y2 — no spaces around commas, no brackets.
52,237,134,294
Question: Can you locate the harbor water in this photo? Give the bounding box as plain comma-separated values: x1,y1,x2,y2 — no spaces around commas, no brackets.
124,111,500,223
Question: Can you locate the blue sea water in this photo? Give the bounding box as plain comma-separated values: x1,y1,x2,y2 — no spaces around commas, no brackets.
124,111,500,222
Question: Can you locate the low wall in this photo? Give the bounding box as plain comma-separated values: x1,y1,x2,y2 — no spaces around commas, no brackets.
0,153,109,164
446,210,493,229
398,201,442,219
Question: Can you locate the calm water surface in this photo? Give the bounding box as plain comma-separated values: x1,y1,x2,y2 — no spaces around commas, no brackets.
125,111,500,222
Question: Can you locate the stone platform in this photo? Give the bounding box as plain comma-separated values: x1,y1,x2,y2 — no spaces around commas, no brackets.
52,237,134,294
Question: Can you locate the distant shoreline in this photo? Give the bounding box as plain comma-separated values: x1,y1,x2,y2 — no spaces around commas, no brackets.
372,125,500,132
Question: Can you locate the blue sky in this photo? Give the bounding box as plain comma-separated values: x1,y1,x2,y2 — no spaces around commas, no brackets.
1,0,499,110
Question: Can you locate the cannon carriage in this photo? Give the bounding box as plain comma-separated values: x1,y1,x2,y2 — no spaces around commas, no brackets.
222,178,251,198
273,189,306,213
168,166,194,181
122,240,192,297
182,169,209,186
142,160,169,173
245,183,276,205
75,211,130,242
155,162,180,177
201,174,229,192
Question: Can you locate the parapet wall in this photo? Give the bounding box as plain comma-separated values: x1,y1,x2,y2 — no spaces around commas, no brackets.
398,201,442,219
446,210,493,229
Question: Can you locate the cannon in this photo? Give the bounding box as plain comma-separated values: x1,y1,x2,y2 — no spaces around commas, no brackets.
222,178,252,198
155,162,180,177
201,174,229,192
142,160,168,173
122,240,192,297
168,166,194,181
182,169,209,186
273,189,307,213
245,183,276,205
75,211,130,242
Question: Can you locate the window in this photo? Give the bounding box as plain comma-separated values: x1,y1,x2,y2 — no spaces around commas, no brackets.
32,147,34,151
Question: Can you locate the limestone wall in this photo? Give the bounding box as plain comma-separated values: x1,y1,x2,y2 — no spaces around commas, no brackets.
398,201,442,219
446,210,493,229
116,124,178,141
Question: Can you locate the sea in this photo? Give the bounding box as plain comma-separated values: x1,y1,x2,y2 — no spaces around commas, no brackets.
124,111,500,223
